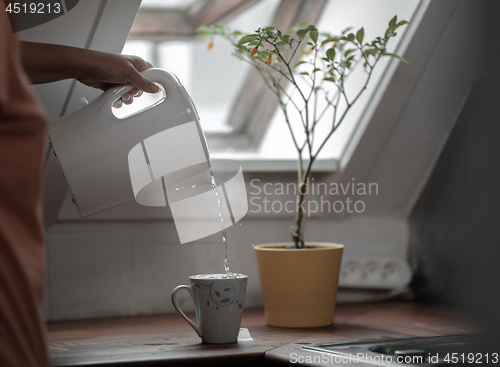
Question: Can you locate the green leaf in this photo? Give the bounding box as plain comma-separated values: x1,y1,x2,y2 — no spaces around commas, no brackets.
294,60,307,68
300,71,309,76
396,20,409,29
277,35,290,46
236,45,249,52
237,34,258,46
196,25,209,33
356,27,364,44
326,48,336,61
314,87,320,93
196,33,209,41
260,50,271,58
347,33,355,42
321,37,339,46
341,26,352,35
382,51,409,64
389,15,397,31
312,67,321,73
310,29,318,43
296,21,309,28
297,29,307,38
363,48,378,57
344,49,356,57
263,26,275,32
324,77,335,83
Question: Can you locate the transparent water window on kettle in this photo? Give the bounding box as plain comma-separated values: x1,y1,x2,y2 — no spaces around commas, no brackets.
112,82,166,120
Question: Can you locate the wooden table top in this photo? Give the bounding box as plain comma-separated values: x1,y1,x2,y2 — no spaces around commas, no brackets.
47,301,476,367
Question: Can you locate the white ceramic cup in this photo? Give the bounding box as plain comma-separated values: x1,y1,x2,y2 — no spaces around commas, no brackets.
171,274,248,344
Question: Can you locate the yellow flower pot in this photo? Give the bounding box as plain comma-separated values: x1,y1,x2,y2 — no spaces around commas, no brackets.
254,242,344,328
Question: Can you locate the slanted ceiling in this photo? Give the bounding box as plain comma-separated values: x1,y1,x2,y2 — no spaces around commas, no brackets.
129,0,262,40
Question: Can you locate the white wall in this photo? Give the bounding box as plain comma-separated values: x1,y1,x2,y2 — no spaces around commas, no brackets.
47,192,408,320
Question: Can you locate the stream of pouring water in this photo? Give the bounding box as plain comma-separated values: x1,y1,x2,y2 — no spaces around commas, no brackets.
210,174,230,275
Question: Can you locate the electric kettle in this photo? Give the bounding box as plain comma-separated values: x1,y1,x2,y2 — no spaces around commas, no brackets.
48,68,210,218
47,68,247,243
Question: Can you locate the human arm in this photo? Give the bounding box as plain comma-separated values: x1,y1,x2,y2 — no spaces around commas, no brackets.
20,42,159,106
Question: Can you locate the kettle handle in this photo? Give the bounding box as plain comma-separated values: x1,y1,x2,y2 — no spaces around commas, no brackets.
95,68,181,116
47,68,188,142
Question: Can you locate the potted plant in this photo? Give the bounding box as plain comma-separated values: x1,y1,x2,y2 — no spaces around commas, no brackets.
197,16,408,327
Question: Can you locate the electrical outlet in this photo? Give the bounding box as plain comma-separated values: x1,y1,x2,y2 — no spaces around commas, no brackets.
338,256,412,290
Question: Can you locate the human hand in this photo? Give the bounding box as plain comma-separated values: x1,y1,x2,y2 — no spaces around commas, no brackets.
75,53,160,108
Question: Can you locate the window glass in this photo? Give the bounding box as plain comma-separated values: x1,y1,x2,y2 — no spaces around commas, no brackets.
123,0,420,163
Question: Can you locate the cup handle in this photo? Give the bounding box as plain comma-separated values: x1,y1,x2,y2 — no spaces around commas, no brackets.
171,285,202,338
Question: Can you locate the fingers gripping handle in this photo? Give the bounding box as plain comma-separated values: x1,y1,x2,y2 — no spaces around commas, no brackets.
171,285,202,338
96,68,176,113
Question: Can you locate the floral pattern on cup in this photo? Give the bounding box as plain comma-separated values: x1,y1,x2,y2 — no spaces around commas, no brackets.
195,279,245,311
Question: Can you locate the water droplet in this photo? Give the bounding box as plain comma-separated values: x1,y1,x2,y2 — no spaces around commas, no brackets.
175,187,179,191
192,184,196,188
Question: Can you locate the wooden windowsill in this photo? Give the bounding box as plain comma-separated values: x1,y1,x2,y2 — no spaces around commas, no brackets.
47,301,476,366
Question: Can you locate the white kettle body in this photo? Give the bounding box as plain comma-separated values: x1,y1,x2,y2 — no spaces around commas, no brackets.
48,68,210,218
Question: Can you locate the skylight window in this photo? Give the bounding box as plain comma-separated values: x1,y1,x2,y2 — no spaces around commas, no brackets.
123,0,421,169
214,0,420,162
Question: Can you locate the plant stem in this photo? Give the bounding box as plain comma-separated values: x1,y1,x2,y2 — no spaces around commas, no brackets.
313,52,382,158
292,156,315,248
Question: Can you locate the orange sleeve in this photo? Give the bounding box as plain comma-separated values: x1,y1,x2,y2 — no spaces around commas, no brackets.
0,8,49,367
